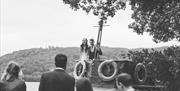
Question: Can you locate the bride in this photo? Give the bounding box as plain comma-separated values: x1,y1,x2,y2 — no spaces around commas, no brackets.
80,38,89,61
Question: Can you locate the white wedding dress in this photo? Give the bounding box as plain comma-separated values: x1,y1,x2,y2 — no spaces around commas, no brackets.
80,51,89,61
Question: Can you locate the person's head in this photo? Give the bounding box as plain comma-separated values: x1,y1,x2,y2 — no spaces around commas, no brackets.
82,38,88,44
76,78,93,91
1,61,21,81
89,39,94,46
55,54,67,69
116,73,133,90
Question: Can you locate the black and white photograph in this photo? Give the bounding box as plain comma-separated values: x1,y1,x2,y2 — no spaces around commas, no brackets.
1,0,180,91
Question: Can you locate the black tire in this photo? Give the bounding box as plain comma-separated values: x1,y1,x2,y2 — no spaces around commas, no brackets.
98,60,118,81
73,61,86,79
134,63,147,84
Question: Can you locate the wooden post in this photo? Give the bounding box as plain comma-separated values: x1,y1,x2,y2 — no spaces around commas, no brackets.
94,19,104,59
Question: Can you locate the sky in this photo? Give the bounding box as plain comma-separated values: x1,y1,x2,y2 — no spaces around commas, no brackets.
0,0,179,56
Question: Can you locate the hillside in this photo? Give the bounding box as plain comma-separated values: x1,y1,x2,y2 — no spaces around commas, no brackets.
0,46,170,81
0,46,130,81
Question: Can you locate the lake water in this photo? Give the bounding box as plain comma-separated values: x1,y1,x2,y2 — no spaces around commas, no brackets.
26,82,116,91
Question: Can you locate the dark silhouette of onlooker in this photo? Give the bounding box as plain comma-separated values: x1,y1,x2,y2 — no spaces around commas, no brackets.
1,61,26,91
76,78,93,91
116,73,135,91
39,54,75,91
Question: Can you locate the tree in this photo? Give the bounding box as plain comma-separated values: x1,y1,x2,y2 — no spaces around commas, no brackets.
63,0,180,43
129,0,180,43
129,47,180,91
63,0,127,19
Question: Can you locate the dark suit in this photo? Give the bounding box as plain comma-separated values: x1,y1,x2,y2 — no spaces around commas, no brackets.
39,69,75,91
88,46,102,60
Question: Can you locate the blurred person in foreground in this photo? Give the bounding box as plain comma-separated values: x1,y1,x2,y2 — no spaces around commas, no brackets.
116,73,135,91
39,54,75,91
76,77,93,91
1,61,26,91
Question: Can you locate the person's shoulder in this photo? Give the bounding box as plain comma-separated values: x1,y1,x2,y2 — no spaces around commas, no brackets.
0,80,4,84
77,77,89,81
39,71,53,79
77,78,90,84
127,86,135,91
6,79,26,87
42,70,56,75
63,72,75,82
16,79,26,85
0,80,5,87
76,78,92,90
42,70,68,77
65,72,74,79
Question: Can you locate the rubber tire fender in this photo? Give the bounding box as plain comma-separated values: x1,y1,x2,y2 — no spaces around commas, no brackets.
73,61,86,79
98,60,118,81
134,63,147,84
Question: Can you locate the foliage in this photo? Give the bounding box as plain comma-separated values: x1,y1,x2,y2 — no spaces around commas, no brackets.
129,0,180,43
63,0,180,43
129,46,180,91
62,0,128,21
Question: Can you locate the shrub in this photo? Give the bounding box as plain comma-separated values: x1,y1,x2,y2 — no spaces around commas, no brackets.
129,46,180,91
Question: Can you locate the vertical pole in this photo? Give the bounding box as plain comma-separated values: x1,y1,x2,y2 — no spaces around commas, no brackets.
94,19,103,59
97,19,103,46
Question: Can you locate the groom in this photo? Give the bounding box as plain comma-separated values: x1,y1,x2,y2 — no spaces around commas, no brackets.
39,54,75,91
